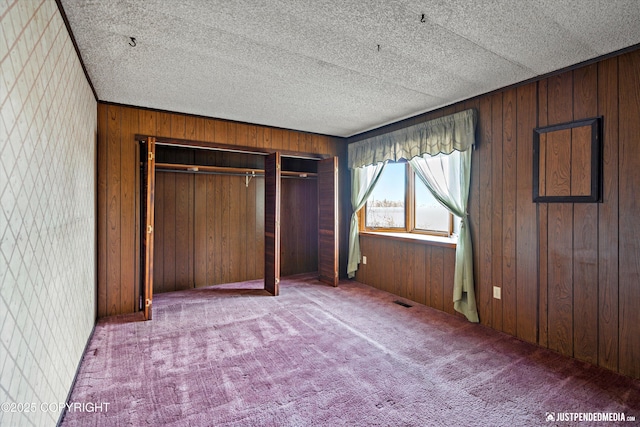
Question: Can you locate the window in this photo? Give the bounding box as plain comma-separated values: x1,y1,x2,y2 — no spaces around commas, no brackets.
365,162,406,229
364,160,454,236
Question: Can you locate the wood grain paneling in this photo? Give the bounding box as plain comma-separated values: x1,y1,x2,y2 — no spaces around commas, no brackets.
443,247,455,316
545,71,574,357
597,57,619,372
120,108,136,313
413,244,426,306
142,137,156,320
490,92,504,330
154,172,194,293
246,168,258,277
570,126,593,196
162,171,176,292
537,80,549,348
281,178,318,276
478,95,493,327
153,172,165,291
430,247,444,311
515,83,537,344
545,129,572,196
106,106,121,316
194,174,207,287
501,87,518,336
97,103,344,313
207,174,218,284
572,64,599,365
265,152,281,295
99,48,640,379
547,202,574,357
97,104,108,318
356,234,456,311
255,177,266,279
618,50,640,378
350,48,640,379
155,169,270,290
318,157,339,286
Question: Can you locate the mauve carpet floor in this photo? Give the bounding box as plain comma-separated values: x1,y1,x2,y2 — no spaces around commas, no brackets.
62,275,640,426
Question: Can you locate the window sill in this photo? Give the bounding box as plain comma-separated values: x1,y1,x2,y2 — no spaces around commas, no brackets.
359,231,457,249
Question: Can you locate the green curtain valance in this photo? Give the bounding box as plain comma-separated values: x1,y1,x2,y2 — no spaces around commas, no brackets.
348,109,477,169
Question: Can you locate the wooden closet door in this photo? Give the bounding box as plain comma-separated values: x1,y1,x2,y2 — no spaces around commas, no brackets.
264,152,281,295
143,137,156,320
318,156,339,286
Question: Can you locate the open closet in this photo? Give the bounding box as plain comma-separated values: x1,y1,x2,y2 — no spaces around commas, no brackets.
138,136,338,320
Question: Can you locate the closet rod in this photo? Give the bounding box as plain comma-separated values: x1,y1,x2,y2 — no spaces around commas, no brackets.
155,163,317,178
156,163,262,175
156,169,262,178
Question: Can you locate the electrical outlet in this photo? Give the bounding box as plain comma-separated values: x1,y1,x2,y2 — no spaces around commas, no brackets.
493,286,501,299
362,256,367,265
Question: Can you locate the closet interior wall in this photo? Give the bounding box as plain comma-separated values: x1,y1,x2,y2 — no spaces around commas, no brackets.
153,146,318,293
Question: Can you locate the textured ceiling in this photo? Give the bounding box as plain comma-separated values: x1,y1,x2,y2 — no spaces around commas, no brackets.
60,0,640,137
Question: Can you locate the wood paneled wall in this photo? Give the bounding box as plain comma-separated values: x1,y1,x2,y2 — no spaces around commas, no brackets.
281,178,318,276
153,172,266,293
153,171,318,291
97,103,345,316
356,235,456,315
154,172,195,293
352,49,640,378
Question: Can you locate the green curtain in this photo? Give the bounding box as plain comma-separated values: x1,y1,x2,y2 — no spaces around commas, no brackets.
347,108,478,322
409,150,478,323
347,162,386,278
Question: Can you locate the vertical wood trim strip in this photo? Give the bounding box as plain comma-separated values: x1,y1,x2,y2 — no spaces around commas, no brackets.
537,79,549,347
120,107,135,313
515,83,538,344
597,56,619,372
546,72,574,357
443,248,455,315
194,175,207,287
106,105,122,315
256,176,265,279
174,173,190,290
414,244,426,305
478,96,493,326
572,64,599,364
207,175,216,285
502,88,518,336
491,92,504,331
